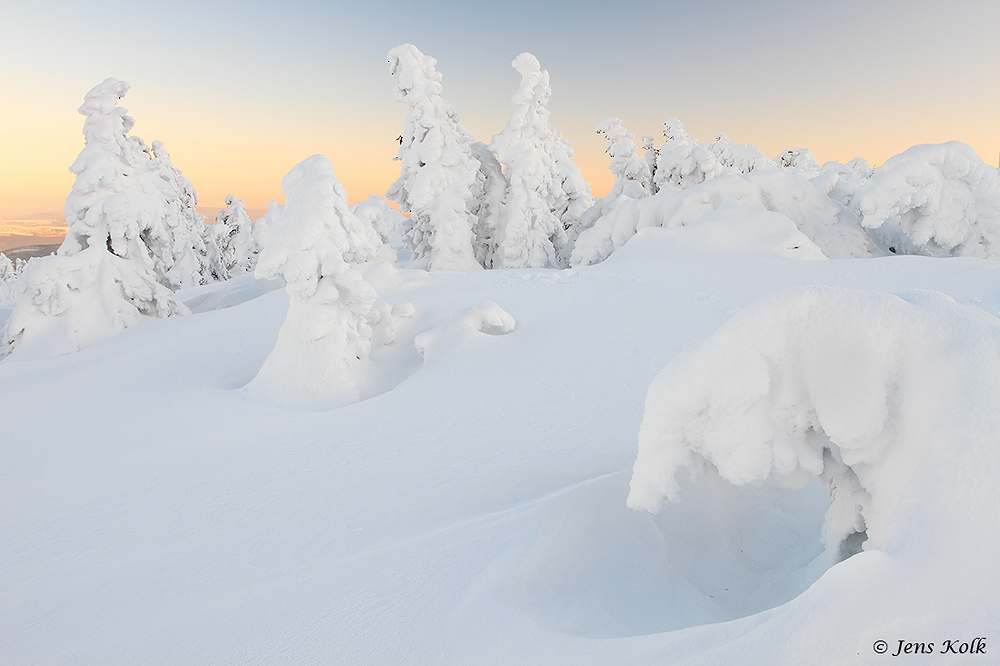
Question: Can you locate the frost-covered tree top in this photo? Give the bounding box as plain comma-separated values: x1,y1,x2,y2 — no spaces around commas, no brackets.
256,154,379,294
385,44,482,271
596,117,651,198
856,141,1000,259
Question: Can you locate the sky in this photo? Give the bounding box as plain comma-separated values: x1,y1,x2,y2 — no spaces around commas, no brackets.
1,0,998,246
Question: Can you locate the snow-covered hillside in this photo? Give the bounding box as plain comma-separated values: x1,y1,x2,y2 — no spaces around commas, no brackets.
3,220,999,664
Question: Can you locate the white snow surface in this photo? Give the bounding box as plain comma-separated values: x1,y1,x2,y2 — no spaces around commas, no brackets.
3,218,1000,664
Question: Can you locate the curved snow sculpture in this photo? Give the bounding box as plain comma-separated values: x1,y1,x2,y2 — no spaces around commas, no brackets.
857,141,1000,258
628,286,1000,554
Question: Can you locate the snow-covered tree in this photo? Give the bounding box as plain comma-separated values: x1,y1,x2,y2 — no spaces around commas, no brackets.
349,194,408,249
247,154,381,409
775,147,821,171
855,142,1000,259
642,136,659,195
0,253,18,303
385,44,482,271
653,118,722,193
468,142,507,267
709,132,778,175
214,194,258,276
1,78,186,360
595,117,651,198
490,53,591,268
144,140,222,286
628,287,996,553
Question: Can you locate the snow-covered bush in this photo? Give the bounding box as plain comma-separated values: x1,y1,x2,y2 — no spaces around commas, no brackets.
571,170,875,266
247,154,381,409
628,287,999,554
214,194,258,276
856,141,1000,258
385,44,483,271
489,53,592,268
1,78,187,360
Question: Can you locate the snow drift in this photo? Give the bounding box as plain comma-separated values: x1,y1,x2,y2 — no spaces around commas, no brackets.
628,286,1000,555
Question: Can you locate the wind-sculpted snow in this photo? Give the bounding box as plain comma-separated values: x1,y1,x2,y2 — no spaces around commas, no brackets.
856,141,1000,258
571,171,875,265
628,287,1000,553
245,154,381,410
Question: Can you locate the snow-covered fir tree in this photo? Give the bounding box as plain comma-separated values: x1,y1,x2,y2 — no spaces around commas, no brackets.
469,142,507,267
489,53,590,268
247,154,382,409
709,132,778,174
213,194,258,276
144,140,222,286
642,136,659,195
385,44,483,271
652,118,721,193
595,117,651,198
349,194,408,248
0,253,18,303
1,78,186,359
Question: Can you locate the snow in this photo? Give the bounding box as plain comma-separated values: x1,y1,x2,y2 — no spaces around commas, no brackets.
856,141,1000,258
4,223,999,663
4,72,1000,663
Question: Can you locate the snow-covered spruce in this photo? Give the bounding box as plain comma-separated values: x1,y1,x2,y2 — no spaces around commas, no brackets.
627,287,999,554
246,154,381,410
349,194,408,249
651,118,721,194
595,117,651,199
143,139,222,287
214,194,258,277
0,253,17,303
489,53,592,268
385,44,483,271
856,141,1000,259
1,78,186,360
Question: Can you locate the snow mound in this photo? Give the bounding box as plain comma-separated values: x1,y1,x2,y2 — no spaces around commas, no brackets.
628,287,1000,554
415,301,515,362
572,171,874,266
857,141,1000,258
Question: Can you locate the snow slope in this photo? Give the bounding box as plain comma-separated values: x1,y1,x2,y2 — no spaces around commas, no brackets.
3,223,999,664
